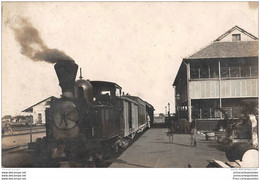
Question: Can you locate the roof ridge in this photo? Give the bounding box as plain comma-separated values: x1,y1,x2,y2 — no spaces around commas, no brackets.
22,96,58,112
214,25,258,42
213,40,258,43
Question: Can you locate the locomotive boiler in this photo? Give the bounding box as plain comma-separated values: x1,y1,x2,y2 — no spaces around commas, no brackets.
29,60,154,167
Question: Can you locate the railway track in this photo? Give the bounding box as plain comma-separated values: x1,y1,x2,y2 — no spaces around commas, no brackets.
57,128,148,167
2,126,46,137
2,127,148,167
2,128,46,157
12,126,45,131
2,145,28,155
2,128,148,167
2,130,46,137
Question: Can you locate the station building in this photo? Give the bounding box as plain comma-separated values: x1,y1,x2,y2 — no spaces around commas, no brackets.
22,96,57,124
173,26,258,131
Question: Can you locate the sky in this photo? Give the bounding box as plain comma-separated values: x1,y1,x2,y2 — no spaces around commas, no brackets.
2,2,258,116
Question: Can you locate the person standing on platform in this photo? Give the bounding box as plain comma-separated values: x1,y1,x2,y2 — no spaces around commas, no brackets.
147,113,151,128
167,119,175,143
190,120,197,147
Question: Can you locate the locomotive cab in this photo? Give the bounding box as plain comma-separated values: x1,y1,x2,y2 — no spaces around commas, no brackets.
88,81,123,140
90,81,122,103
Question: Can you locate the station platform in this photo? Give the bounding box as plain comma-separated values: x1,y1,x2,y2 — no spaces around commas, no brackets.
109,128,228,168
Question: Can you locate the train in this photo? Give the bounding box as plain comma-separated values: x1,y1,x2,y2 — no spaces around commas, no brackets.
29,60,154,166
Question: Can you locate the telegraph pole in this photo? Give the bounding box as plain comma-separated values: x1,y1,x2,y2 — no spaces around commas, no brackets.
30,119,32,143
168,103,170,117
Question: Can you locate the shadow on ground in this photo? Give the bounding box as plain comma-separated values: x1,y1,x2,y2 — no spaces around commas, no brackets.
208,143,227,152
111,159,151,168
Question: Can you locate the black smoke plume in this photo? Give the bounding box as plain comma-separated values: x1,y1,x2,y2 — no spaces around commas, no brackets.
8,17,73,63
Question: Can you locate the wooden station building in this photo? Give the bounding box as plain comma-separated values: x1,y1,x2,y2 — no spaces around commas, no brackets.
173,26,258,131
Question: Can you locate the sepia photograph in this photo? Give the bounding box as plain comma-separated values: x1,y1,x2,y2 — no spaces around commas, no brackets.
1,1,258,177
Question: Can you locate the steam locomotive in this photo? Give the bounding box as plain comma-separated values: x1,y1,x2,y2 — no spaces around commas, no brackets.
29,60,154,166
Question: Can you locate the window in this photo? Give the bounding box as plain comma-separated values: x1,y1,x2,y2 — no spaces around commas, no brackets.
241,66,251,77
232,34,241,41
190,68,199,79
251,66,258,77
100,91,110,96
115,88,121,96
191,67,220,79
209,68,219,78
230,67,239,77
37,113,42,124
200,68,209,78
96,90,111,101
221,67,229,78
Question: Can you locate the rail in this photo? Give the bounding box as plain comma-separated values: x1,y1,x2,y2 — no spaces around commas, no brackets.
2,130,46,137
12,126,45,132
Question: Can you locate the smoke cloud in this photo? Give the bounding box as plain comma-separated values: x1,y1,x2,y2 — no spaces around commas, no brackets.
8,17,73,63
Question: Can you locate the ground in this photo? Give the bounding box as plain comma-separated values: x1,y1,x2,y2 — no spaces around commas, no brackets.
110,128,228,168
2,127,229,168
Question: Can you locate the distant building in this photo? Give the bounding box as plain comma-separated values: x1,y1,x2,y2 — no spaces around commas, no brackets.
173,26,258,131
22,96,57,124
1,115,12,123
154,113,166,124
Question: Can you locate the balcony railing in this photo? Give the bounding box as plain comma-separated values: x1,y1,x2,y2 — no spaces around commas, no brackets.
221,107,241,119
190,66,258,79
192,107,241,119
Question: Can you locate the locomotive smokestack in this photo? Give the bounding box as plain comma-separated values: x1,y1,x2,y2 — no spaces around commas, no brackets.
54,60,78,98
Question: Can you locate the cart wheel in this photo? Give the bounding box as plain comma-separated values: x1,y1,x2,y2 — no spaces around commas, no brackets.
226,142,254,162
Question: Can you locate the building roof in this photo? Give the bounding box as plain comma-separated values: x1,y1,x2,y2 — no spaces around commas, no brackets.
22,96,58,112
185,41,258,60
185,25,258,60
90,81,122,90
122,95,155,110
214,25,258,42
